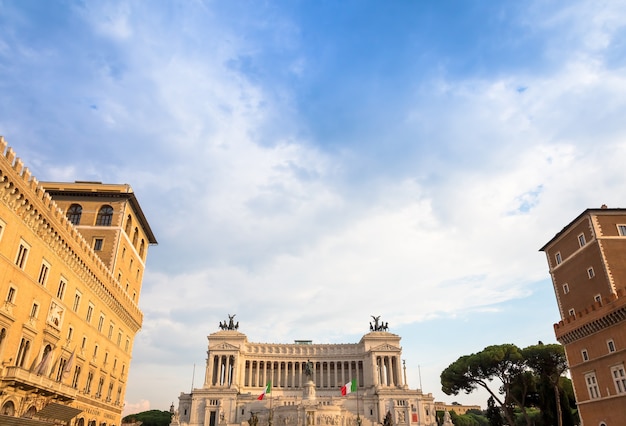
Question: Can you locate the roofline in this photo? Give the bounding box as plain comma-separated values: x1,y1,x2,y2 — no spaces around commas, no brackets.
40,181,158,244
539,207,626,252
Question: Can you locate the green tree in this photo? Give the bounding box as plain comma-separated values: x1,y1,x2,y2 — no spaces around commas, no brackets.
485,396,503,426
522,343,568,426
122,409,173,426
440,344,526,426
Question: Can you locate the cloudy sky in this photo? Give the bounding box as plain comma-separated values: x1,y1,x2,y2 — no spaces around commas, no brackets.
2,0,626,416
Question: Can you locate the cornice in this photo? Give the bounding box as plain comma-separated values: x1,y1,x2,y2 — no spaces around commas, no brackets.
0,138,142,333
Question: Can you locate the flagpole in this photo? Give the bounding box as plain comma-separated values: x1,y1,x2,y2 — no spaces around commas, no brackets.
269,381,273,426
356,379,361,426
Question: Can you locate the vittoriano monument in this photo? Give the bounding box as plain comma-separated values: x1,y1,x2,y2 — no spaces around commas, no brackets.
170,316,439,426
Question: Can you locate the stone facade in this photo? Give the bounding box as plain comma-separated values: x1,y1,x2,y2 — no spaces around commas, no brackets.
541,207,626,425
171,320,437,426
0,136,156,426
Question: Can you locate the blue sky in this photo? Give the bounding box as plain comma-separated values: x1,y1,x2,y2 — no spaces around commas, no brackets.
2,0,626,415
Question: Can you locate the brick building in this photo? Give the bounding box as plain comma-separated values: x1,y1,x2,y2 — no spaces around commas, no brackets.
540,206,626,426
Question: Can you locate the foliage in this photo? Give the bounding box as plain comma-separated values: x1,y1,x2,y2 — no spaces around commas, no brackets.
485,396,503,426
441,343,573,426
449,409,489,426
523,343,568,426
122,409,173,426
440,344,525,425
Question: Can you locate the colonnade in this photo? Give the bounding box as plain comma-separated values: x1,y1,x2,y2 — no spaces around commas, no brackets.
206,354,403,389
375,355,402,387
241,359,364,389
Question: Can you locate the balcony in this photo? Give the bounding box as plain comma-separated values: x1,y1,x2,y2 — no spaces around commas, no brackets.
0,366,78,402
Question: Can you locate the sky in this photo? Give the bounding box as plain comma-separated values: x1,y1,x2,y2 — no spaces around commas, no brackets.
2,0,626,417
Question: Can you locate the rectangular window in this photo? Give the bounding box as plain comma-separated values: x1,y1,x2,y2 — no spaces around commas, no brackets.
16,337,31,367
56,278,67,299
30,302,39,319
618,224,626,236
555,252,562,265
93,344,98,360
67,326,74,341
93,238,103,251
86,304,94,323
6,286,16,303
563,283,569,294
594,294,602,303
98,314,105,332
578,233,586,247
38,261,50,286
108,322,114,339
96,377,104,398
73,292,81,312
587,267,595,278
568,308,575,317
585,372,600,399
582,349,589,362
15,240,30,269
72,366,81,389
612,364,626,394
81,336,87,350
608,339,616,353
117,331,122,346
85,371,93,393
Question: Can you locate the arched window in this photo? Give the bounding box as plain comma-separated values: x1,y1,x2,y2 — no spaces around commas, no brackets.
67,204,82,225
139,239,145,258
76,419,85,426
125,215,132,234
1,400,15,416
0,327,6,346
24,405,37,418
132,228,139,246
96,205,114,226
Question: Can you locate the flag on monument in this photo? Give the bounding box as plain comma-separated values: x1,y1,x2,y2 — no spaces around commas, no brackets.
258,381,272,400
341,379,357,396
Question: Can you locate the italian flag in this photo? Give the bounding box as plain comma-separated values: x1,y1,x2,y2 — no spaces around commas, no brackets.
257,381,272,400
341,379,357,396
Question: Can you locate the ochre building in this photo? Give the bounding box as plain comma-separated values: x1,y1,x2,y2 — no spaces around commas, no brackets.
541,206,626,426
171,318,437,426
0,136,157,426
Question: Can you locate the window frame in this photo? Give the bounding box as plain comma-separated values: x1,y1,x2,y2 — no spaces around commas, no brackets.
66,204,82,225
6,286,17,304
86,303,94,323
93,238,104,251
0,217,6,242
563,283,569,294
578,233,586,247
611,364,626,394
587,267,595,278
555,252,562,265
15,239,30,269
581,349,589,362
56,277,67,300
585,372,600,399
72,291,82,312
618,224,626,236
38,260,51,286
608,339,616,353
95,205,114,226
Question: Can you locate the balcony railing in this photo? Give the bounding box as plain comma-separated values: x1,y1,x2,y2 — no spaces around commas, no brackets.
1,366,78,402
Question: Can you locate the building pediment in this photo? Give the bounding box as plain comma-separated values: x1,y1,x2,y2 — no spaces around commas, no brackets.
370,343,400,352
210,342,240,351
